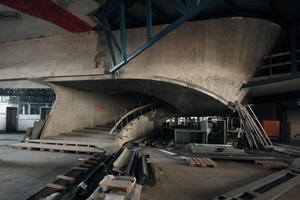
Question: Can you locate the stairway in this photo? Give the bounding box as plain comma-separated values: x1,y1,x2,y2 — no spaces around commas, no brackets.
44,125,118,144
10,125,119,154
11,101,167,154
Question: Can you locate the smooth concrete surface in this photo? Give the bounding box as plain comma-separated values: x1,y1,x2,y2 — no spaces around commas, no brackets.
1,17,283,141
2,132,296,200
1,18,281,104
113,17,282,103
0,32,104,80
42,84,161,138
42,18,282,139
49,78,233,116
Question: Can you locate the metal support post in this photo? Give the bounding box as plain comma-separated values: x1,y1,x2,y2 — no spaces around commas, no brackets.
291,26,297,75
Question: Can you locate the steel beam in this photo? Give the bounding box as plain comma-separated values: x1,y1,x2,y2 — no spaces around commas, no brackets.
138,0,173,23
94,0,217,74
241,74,300,89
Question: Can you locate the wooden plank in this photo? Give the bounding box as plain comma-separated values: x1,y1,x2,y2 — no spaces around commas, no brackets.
152,163,162,181
26,139,98,146
78,158,97,164
57,175,75,182
79,163,92,168
187,157,217,168
9,142,104,154
88,156,100,160
73,166,89,171
187,157,196,167
203,158,217,168
255,160,289,170
46,183,67,191
195,157,207,167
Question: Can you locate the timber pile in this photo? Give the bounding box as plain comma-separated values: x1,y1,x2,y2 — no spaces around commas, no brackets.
25,139,98,147
28,154,103,200
10,138,120,155
255,160,290,170
10,142,104,154
28,148,162,200
187,157,217,168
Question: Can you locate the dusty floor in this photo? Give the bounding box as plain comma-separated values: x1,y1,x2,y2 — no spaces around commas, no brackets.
0,133,84,200
0,132,298,200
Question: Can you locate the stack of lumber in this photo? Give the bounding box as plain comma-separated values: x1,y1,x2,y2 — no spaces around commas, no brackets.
187,157,217,168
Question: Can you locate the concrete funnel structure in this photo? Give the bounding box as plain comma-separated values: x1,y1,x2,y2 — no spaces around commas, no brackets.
0,16,282,139
40,17,282,139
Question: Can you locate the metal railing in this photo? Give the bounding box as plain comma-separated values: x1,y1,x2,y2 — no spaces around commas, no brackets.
109,101,164,134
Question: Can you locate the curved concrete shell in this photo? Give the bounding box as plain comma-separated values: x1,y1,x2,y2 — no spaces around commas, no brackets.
116,17,282,103
41,17,282,138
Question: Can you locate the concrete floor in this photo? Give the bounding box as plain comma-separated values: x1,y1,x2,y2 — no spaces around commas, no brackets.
0,133,84,200
140,148,275,200
0,133,297,200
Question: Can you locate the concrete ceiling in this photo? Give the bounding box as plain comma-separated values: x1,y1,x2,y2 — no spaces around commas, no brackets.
0,0,300,102
0,0,104,43
48,79,233,116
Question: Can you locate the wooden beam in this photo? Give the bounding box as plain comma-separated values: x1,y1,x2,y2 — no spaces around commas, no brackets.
46,183,67,190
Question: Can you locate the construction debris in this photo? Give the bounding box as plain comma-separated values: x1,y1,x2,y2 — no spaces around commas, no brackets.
88,183,142,200
152,163,163,181
185,143,294,162
28,147,160,200
255,160,290,170
190,143,246,155
99,175,136,193
235,103,273,150
10,142,104,154
213,168,300,200
187,157,217,168
290,157,300,173
273,145,300,157
157,149,187,160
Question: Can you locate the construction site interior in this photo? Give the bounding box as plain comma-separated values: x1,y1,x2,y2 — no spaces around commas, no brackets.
1,0,300,200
